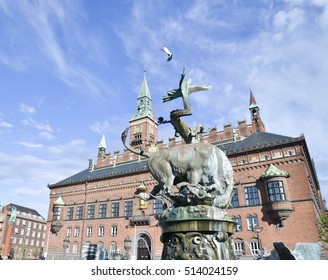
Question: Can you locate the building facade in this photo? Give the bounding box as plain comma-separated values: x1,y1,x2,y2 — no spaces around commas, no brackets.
0,203,47,259
45,70,326,260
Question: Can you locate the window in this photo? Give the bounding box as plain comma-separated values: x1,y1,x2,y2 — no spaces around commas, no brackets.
153,199,163,215
53,206,61,220
86,226,93,237
67,227,72,237
110,242,117,254
87,205,95,219
233,239,244,255
65,242,70,253
250,238,260,255
233,216,242,232
76,206,83,220
99,203,107,218
124,201,133,217
247,215,258,231
72,242,79,254
98,225,105,237
244,186,259,206
67,207,74,220
74,227,80,237
230,189,239,207
111,202,119,218
111,225,117,236
267,181,286,202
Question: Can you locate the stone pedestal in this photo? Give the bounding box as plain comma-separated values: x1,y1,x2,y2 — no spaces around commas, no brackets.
158,205,236,260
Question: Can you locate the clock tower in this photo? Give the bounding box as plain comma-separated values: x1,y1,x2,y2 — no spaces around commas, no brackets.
129,67,158,150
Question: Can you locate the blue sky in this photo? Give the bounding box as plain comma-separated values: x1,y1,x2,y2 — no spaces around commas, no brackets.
0,0,327,219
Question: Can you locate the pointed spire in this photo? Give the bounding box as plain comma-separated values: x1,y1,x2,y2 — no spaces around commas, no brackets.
131,67,154,121
249,87,257,108
98,134,107,150
137,65,151,100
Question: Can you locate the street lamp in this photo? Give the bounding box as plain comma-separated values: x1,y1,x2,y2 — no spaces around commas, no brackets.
124,236,132,259
63,236,70,260
252,226,263,258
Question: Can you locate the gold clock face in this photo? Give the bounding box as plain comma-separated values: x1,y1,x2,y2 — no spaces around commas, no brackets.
134,125,142,133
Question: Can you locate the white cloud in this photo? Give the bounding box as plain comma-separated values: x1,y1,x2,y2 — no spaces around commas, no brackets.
89,120,112,134
0,0,110,99
0,118,13,128
273,7,305,31
38,131,55,140
19,103,36,114
21,117,53,133
17,141,43,149
47,139,86,156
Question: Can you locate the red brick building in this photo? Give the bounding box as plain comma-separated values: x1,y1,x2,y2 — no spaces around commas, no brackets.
0,203,47,259
45,70,326,260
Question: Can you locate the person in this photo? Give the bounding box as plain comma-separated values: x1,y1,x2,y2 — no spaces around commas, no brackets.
0,255,3,260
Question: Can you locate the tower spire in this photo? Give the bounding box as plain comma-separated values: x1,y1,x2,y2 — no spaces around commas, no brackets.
129,67,158,149
131,66,154,121
248,89,265,132
98,134,107,157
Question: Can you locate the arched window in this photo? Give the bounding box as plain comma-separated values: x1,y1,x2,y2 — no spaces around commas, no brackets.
233,239,244,256
232,216,242,232
247,215,258,231
250,238,260,256
110,242,117,254
72,242,79,254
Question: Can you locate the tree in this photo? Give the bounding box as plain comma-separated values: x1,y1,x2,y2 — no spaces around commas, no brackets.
319,214,328,243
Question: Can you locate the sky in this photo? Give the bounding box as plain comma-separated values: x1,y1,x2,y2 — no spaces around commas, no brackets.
0,0,327,219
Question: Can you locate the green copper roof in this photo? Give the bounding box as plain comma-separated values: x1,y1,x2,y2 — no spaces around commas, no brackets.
131,67,154,121
54,196,65,205
261,164,289,179
137,74,151,100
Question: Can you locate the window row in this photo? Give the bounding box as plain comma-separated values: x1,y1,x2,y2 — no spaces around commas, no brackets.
230,180,287,208
13,227,45,239
11,237,45,247
54,199,164,221
15,219,46,231
64,241,118,255
233,215,259,232
66,225,118,238
233,238,262,256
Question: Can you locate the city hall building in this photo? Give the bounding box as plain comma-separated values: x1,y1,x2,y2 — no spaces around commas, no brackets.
45,70,326,260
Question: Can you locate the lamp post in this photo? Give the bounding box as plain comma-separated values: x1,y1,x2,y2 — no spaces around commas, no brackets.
124,236,132,260
252,226,263,259
63,236,69,260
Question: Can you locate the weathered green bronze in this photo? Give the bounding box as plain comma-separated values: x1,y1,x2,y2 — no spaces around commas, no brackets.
122,68,235,260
